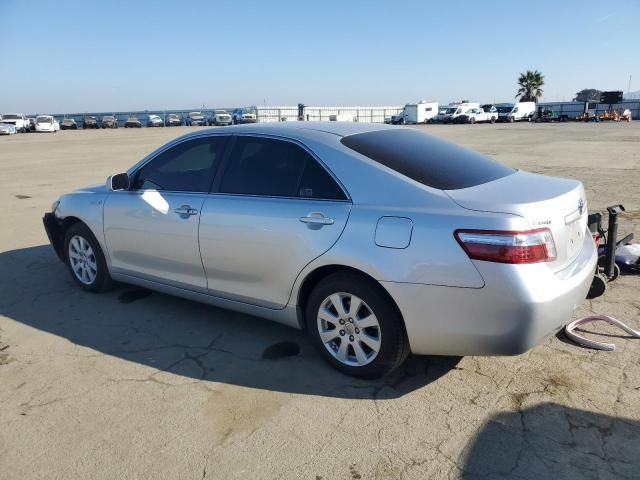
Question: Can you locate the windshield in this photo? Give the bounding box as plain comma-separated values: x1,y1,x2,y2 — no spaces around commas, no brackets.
149,115,160,120
103,116,114,121
63,119,74,123
127,117,138,121
86,117,97,121
37,116,52,124
497,105,514,113
216,110,228,114
444,108,457,114
168,114,179,118
2,114,21,120
190,112,202,117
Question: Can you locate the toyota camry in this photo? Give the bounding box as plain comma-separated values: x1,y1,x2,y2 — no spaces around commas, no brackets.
43,123,597,378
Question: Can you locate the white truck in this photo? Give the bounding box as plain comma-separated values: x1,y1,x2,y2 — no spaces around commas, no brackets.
447,102,480,123
0,113,29,132
497,101,536,122
403,101,438,124
459,104,499,124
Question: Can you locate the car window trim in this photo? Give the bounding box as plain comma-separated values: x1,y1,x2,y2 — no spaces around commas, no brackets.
128,133,232,194
211,133,351,202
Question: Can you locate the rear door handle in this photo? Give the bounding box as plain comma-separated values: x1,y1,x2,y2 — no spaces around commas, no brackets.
299,212,334,225
174,205,198,217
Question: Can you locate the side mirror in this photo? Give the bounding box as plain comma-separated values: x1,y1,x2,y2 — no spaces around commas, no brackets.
107,172,130,191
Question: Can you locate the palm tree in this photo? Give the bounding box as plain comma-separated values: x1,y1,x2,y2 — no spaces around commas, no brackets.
516,70,545,102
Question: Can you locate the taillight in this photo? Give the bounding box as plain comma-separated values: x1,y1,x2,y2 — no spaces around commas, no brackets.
455,228,557,264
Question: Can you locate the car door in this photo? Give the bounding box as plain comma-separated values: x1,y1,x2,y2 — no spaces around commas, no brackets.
104,135,229,292
199,135,352,308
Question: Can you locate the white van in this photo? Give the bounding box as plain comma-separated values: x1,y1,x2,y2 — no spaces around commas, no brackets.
403,101,438,124
497,101,536,122
434,103,479,123
448,102,480,123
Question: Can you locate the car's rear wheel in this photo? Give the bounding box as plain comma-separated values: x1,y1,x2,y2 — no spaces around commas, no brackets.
64,223,114,293
306,272,409,378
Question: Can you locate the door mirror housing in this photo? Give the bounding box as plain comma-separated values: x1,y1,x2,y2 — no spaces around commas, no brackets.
107,172,130,191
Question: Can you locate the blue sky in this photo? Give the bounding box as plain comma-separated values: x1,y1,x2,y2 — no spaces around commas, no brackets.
1,0,638,113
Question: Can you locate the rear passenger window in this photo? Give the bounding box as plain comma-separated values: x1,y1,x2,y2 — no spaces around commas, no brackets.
298,156,346,200
220,137,347,200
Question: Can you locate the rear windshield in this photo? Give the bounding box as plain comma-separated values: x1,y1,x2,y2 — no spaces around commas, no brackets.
340,128,515,190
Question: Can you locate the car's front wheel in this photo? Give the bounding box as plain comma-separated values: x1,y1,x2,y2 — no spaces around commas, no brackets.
306,272,409,378
64,223,114,292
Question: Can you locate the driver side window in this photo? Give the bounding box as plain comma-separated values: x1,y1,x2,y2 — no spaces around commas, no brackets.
133,136,228,192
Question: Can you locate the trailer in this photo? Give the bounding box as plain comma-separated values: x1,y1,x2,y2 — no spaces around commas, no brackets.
403,101,438,124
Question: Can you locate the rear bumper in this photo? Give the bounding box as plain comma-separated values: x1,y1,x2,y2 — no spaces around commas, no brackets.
43,213,64,261
384,229,597,356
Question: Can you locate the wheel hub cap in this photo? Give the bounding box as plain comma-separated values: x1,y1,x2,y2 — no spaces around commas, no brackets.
68,235,97,285
317,292,382,367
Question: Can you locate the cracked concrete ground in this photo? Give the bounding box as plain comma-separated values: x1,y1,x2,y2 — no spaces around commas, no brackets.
0,123,639,480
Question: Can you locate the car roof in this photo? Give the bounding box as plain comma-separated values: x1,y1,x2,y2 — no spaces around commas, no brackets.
212,121,393,138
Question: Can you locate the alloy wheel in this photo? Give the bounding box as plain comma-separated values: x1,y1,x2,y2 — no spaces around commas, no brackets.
317,292,381,367
68,235,98,285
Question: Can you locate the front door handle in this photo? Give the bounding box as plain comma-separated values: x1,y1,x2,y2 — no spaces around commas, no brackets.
299,212,334,225
174,205,198,217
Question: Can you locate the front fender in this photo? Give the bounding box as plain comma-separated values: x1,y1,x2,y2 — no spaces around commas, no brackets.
55,189,109,263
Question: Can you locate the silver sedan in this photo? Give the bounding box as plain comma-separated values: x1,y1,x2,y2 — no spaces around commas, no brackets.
43,123,597,378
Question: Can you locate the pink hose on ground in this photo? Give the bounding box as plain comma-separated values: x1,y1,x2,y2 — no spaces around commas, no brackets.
564,315,640,351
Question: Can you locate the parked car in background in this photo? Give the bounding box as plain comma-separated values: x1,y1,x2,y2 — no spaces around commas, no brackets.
450,103,481,124
209,110,233,126
28,118,36,132
0,113,29,132
186,111,205,126
61,118,78,130
101,115,118,128
124,116,142,128
432,106,453,123
35,115,60,132
147,114,164,127
43,123,596,378
497,102,536,122
83,116,99,129
0,122,17,135
232,108,257,124
458,105,498,124
165,113,182,126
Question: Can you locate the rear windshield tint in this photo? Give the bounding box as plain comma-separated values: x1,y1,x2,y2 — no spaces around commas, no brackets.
341,129,515,190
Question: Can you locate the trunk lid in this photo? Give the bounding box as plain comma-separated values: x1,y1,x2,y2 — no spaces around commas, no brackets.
446,171,588,272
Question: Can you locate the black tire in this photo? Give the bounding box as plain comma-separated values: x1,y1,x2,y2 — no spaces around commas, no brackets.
469,117,476,124
587,273,608,299
509,117,515,123
63,222,114,293
305,271,409,379
490,117,496,124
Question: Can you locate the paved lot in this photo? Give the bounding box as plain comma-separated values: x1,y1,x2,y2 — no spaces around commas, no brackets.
1,123,639,480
